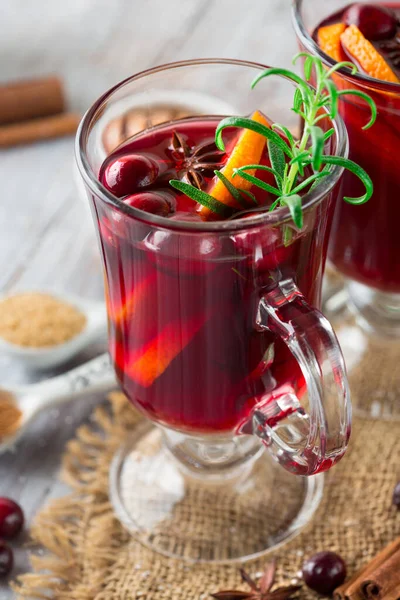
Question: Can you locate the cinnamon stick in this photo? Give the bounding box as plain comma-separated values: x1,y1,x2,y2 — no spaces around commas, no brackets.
362,553,400,600
334,538,400,600
0,113,81,148
102,105,191,153
0,76,64,125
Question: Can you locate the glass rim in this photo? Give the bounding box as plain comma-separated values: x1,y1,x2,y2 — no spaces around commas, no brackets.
292,0,400,93
76,57,348,233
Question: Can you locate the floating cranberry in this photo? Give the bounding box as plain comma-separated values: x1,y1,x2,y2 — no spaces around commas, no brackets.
0,498,24,539
145,223,222,275
101,154,159,197
123,192,171,217
233,222,294,278
234,222,279,256
343,4,398,41
393,481,400,508
0,541,13,578
302,551,347,596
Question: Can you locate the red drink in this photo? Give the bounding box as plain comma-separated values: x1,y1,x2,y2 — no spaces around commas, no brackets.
313,3,400,293
95,118,334,434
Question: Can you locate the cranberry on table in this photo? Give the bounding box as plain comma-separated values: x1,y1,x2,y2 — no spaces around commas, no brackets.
0,541,13,578
101,153,159,197
0,498,24,539
343,4,398,41
123,192,171,217
393,481,400,508
302,551,347,596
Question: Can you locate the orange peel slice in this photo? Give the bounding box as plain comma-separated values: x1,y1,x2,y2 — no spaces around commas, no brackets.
129,315,206,387
108,272,157,326
198,110,269,220
341,24,400,83
317,22,347,62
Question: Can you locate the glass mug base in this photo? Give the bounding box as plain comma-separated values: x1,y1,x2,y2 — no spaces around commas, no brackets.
323,279,400,421
109,422,324,563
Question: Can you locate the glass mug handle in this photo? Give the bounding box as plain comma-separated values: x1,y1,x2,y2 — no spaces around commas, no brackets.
250,279,351,476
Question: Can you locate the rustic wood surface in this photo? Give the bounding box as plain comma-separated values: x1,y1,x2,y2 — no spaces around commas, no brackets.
0,1,296,596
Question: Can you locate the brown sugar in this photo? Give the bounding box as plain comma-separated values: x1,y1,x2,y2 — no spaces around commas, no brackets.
0,292,86,347
0,390,22,439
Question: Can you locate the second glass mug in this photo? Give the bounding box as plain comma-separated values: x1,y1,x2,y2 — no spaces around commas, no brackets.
76,59,350,562
293,0,400,421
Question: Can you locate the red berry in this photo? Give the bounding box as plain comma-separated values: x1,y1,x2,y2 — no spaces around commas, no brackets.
234,223,293,276
0,541,13,578
145,225,222,275
123,192,171,217
235,223,279,256
101,154,159,197
343,4,398,41
303,551,347,596
0,498,24,539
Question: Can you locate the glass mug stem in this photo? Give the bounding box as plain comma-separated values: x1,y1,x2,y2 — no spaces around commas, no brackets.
252,279,351,475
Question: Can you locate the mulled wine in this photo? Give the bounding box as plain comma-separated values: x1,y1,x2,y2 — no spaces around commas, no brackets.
96,118,330,434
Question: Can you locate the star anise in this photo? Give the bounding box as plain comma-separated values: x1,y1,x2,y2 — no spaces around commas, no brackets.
171,130,225,190
211,561,301,600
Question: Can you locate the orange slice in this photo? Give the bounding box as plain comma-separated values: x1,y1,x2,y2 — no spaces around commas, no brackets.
341,24,400,83
129,315,206,387
108,272,157,325
198,110,269,220
317,23,347,62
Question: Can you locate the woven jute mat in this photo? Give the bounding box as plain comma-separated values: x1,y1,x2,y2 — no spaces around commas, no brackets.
13,392,400,600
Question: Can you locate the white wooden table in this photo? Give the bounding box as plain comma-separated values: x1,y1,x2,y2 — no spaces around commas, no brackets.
0,1,296,596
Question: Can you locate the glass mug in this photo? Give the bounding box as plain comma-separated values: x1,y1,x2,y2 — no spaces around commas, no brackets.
76,59,351,562
293,0,400,420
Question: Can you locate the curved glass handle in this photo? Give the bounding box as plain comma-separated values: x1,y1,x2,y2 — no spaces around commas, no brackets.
252,279,351,476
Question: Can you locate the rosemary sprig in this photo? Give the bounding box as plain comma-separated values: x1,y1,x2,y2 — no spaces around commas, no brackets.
169,180,235,218
170,53,377,226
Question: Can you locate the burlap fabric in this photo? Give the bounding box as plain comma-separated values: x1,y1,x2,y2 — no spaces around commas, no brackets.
13,392,400,600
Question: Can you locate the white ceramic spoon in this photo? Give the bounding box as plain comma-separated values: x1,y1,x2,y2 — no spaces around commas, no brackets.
0,352,117,454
